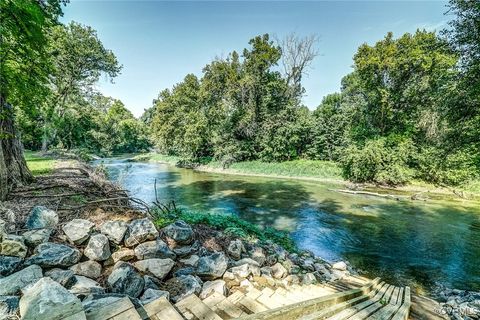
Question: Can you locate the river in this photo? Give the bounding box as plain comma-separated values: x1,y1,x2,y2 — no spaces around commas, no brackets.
94,157,480,294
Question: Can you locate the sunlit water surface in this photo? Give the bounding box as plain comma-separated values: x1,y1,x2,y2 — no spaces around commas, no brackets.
93,157,480,293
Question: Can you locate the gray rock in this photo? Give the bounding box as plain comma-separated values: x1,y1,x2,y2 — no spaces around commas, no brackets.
271,262,287,279
200,280,226,299
20,277,83,320
100,220,128,244
167,275,202,303
140,289,170,305
0,265,43,295
230,264,250,278
266,254,277,266
173,245,194,257
134,258,175,280
332,261,347,271
26,242,81,267
69,275,105,296
0,295,19,317
144,275,161,290
174,267,196,277
84,234,111,261
0,255,22,276
180,255,199,267
124,218,159,247
227,239,244,260
0,234,27,258
45,268,76,287
134,239,176,260
70,261,102,279
62,219,95,245
107,262,144,298
234,258,260,267
24,206,58,230
22,228,51,247
196,252,228,279
163,220,193,244
111,248,135,263
302,272,317,285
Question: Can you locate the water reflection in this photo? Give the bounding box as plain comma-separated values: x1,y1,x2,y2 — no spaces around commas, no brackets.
94,158,480,292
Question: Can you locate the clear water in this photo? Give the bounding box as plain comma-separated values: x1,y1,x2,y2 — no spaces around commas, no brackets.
94,157,480,293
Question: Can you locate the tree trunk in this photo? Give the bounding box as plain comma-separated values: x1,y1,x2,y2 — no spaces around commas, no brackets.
0,95,33,200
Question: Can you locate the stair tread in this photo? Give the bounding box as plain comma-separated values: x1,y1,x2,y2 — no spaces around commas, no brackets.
176,294,223,320
143,297,184,320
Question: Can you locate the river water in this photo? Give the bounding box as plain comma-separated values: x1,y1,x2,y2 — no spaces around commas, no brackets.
94,157,480,293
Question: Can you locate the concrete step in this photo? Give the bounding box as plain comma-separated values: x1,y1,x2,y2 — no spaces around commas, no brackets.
176,294,223,320
141,296,184,320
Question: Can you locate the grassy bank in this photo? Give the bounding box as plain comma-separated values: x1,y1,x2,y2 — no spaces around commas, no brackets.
24,151,58,176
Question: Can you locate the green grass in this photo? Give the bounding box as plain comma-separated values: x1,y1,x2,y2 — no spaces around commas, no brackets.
132,153,181,165
24,151,57,176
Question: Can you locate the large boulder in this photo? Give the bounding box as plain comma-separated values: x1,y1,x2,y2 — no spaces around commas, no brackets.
69,275,105,296
45,268,76,287
163,220,193,244
84,234,111,261
100,220,128,244
199,280,226,299
62,219,95,245
124,218,159,247
0,234,27,258
0,256,22,276
20,277,83,320
140,289,170,305
134,239,176,260
196,252,228,279
23,229,51,247
107,262,144,298
0,265,43,295
24,206,58,230
134,258,175,280
70,261,102,279
166,275,202,303
26,242,81,267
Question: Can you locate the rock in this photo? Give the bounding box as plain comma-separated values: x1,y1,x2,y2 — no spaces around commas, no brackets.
173,245,195,257
45,268,76,287
301,258,315,272
302,272,316,285
70,261,102,279
174,267,196,277
234,258,260,267
227,239,244,260
200,280,226,299
134,239,175,260
24,206,58,230
283,274,301,285
107,262,144,298
62,219,95,245
196,252,228,279
167,275,202,303
163,220,193,244
144,275,161,290
265,254,277,266
240,279,254,289
271,262,287,279
0,295,19,317
111,248,135,263
26,242,81,267
180,255,199,267
20,277,83,320
69,275,105,296
230,264,250,279
140,289,170,305
124,218,159,247
100,220,128,244
23,228,51,247
84,234,111,261
0,234,27,258
0,265,42,295
332,261,347,271
260,266,272,277
0,255,22,276
134,258,175,280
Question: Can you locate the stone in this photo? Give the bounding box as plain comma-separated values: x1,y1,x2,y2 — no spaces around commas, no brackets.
107,262,144,298
111,248,135,263
100,220,128,244
196,252,228,279
0,255,22,276
163,220,193,244
134,258,175,280
283,274,301,285
134,239,176,260
140,289,170,305
26,242,81,267
301,258,315,272
45,268,76,287
69,275,105,296
230,264,250,279
266,254,277,266
260,266,272,277
173,245,194,257
62,219,95,245
144,275,161,290
84,234,111,261
302,272,317,285
0,295,19,317
271,262,287,279
167,275,202,303
70,261,102,279
180,255,199,267
0,234,27,258
234,258,260,267
227,239,244,260
240,279,254,289
24,206,58,230
23,228,51,247
124,218,159,247
332,261,347,271
200,280,227,299
174,267,196,277
0,265,42,295
20,277,83,320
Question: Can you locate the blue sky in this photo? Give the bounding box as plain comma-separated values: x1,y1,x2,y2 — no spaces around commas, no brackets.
62,1,449,117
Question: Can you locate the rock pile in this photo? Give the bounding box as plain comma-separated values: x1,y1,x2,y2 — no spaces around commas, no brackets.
0,205,353,319
434,286,480,319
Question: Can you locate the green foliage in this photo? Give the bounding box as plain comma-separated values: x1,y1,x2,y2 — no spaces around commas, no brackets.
24,151,57,176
